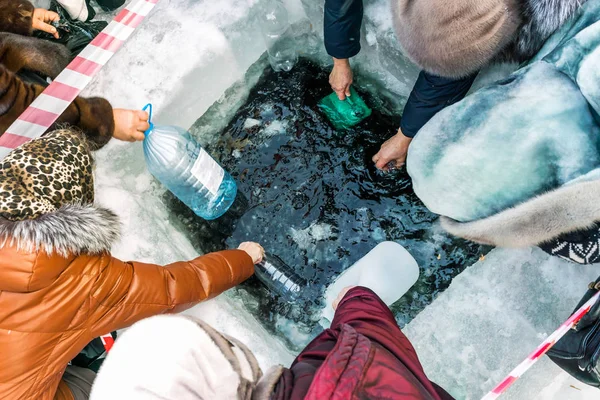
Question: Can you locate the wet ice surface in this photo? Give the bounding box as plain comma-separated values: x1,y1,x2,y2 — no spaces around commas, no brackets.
164,58,488,346
405,247,600,399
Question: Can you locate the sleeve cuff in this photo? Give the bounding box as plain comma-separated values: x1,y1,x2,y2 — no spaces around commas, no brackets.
0,0,35,36
325,42,361,60
399,118,419,138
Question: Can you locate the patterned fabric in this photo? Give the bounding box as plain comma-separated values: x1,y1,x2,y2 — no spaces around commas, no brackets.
539,224,600,264
0,129,94,221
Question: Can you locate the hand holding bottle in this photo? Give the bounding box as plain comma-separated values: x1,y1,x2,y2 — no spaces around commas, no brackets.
113,109,150,142
238,242,265,264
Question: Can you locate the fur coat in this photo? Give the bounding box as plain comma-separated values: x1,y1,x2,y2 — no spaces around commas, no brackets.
407,1,600,264
0,0,114,148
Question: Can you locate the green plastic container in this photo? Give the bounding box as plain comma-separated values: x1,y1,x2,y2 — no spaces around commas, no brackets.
318,86,372,130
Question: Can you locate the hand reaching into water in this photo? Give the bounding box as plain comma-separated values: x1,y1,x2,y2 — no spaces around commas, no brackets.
372,128,413,171
330,58,353,101
113,109,150,142
32,9,60,39
238,242,265,265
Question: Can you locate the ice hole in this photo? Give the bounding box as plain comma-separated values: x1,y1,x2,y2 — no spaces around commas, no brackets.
88,1,600,397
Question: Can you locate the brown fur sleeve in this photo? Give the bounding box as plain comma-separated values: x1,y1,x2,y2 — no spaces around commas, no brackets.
0,65,115,149
0,0,34,36
0,33,71,79
60,96,115,149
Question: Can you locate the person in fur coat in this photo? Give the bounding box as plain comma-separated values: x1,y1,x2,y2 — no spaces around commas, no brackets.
324,0,586,170
0,128,265,400
0,0,148,146
91,287,454,400
406,0,600,265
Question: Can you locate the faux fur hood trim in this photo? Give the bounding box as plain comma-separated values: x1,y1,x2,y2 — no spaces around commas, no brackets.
253,365,285,400
0,203,120,257
441,179,600,247
497,0,587,64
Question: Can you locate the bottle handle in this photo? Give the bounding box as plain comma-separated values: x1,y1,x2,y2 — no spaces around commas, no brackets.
142,103,154,137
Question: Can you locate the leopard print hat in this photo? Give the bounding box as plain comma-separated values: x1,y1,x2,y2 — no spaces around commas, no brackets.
0,129,95,222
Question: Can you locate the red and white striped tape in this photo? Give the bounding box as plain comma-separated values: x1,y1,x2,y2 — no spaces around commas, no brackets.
482,290,600,399
0,0,159,160
100,333,115,352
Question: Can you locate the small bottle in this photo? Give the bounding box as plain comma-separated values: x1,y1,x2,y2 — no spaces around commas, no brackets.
259,0,298,72
256,253,307,301
142,104,237,220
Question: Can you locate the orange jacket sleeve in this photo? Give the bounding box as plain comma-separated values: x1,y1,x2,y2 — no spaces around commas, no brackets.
87,250,254,336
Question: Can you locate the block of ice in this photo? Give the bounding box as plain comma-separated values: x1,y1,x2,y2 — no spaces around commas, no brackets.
404,247,600,399
408,62,600,222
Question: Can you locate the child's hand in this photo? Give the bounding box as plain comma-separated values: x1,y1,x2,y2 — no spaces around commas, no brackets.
32,9,60,39
238,242,265,265
113,109,150,142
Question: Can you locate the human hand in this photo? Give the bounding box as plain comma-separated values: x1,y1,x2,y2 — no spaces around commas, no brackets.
112,109,150,142
329,58,353,101
332,286,357,311
32,9,60,39
238,242,265,265
372,128,413,171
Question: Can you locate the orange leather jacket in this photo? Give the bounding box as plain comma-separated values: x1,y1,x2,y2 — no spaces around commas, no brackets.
0,244,254,400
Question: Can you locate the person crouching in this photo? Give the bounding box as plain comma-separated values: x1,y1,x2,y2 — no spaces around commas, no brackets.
0,128,264,400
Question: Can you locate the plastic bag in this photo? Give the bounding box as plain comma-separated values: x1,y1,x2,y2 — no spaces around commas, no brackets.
34,0,108,58
318,86,372,130
71,331,117,373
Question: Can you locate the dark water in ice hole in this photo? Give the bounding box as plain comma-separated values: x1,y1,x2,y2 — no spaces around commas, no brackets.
164,59,489,349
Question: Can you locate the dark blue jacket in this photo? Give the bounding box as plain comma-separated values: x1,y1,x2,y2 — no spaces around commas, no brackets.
324,0,477,137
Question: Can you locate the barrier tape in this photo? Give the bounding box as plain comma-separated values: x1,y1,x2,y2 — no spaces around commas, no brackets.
100,333,115,353
0,0,160,160
482,290,600,399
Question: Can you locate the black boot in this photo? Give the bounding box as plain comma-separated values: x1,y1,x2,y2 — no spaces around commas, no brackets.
94,0,126,11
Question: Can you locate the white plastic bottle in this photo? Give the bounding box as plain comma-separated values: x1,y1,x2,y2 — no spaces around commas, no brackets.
321,242,420,324
259,0,298,72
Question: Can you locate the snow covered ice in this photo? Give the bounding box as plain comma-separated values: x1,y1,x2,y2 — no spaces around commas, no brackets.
405,248,600,399
84,0,600,397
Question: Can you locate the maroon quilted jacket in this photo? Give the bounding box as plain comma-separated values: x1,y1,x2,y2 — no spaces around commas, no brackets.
272,287,454,399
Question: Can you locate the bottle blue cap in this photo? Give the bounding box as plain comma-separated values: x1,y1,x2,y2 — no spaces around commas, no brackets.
142,103,154,137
